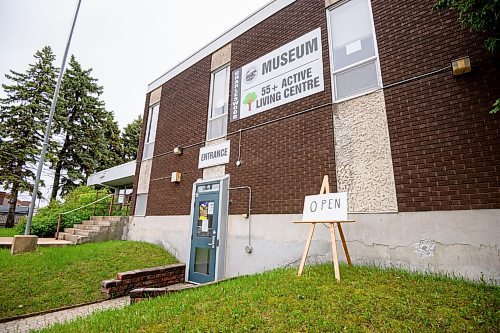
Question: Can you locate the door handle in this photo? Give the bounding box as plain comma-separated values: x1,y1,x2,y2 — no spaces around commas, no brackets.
208,235,216,249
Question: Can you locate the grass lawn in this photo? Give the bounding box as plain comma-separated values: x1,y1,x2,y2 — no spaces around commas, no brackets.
0,241,177,319
0,227,19,237
40,264,498,333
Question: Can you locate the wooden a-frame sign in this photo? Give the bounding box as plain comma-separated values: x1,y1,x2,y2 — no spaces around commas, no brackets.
294,175,354,281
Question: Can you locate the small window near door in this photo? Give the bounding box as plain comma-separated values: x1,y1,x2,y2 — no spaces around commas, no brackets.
328,0,381,100
207,66,230,140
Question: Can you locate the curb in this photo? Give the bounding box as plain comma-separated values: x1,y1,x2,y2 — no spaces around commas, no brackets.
0,297,125,324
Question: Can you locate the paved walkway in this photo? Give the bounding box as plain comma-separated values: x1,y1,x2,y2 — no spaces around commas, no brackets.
0,237,72,249
0,297,129,333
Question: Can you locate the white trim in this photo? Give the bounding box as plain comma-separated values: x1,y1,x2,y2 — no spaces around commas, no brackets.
147,0,296,93
326,0,382,102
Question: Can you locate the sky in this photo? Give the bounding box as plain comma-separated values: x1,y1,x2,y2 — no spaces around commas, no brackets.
0,0,270,203
0,0,271,128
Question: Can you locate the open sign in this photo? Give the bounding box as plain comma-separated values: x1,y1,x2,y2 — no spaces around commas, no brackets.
302,193,347,222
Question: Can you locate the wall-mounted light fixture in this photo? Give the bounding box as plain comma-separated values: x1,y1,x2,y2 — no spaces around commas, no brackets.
173,146,183,155
452,56,471,76
171,171,181,183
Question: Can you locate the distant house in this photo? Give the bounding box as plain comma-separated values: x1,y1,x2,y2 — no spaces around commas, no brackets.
0,191,31,226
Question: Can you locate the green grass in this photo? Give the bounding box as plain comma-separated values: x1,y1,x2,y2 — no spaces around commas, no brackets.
0,241,177,319
0,227,18,237
40,264,499,333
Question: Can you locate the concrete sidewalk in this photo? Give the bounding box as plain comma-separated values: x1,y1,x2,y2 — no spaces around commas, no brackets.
0,297,129,333
0,237,72,249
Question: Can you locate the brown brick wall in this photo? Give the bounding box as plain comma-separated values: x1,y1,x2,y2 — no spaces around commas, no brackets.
141,0,336,216
146,56,211,215
373,0,500,211
227,0,335,214
133,0,499,216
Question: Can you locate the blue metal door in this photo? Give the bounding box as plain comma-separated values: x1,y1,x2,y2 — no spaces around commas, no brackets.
188,189,219,283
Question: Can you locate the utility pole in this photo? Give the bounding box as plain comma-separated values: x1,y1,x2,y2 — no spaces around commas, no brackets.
25,0,82,235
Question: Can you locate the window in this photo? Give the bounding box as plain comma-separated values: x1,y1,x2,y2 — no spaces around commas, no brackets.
328,0,380,100
207,66,230,140
142,104,159,160
134,193,148,216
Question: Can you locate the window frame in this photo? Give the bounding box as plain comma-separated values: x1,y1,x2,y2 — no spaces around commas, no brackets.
326,0,383,103
142,103,159,161
134,193,148,216
206,64,230,142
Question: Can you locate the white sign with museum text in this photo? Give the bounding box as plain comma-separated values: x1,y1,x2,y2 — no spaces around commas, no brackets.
198,140,231,169
230,28,324,121
302,192,347,222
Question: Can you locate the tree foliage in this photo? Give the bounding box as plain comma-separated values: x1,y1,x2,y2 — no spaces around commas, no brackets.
0,46,57,227
121,115,142,161
434,0,500,113
49,56,121,199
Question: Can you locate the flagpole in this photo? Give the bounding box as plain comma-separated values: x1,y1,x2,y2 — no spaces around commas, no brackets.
25,0,83,235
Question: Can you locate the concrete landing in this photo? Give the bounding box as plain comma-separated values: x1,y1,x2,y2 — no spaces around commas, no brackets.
0,237,73,249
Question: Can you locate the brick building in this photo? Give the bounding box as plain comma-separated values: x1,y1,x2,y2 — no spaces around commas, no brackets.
128,0,500,284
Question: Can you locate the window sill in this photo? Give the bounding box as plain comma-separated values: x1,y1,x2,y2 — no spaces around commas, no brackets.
333,86,382,104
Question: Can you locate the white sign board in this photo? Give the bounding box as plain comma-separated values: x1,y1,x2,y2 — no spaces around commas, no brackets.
198,140,230,169
230,28,324,121
302,192,347,222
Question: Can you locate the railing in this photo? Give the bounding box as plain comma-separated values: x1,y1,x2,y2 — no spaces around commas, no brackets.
55,190,132,240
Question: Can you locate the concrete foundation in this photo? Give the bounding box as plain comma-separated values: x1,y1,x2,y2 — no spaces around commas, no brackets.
128,209,500,284
11,235,38,255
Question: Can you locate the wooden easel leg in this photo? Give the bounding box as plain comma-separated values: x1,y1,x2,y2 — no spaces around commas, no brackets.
336,223,352,266
298,223,316,276
329,223,340,282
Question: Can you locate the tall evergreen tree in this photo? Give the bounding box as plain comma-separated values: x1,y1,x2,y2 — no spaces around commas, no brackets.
98,110,123,170
121,115,142,161
49,56,109,199
0,46,58,227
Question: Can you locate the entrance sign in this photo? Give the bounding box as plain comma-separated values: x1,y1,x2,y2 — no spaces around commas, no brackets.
198,140,230,169
302,192,347,222
230,28,324,121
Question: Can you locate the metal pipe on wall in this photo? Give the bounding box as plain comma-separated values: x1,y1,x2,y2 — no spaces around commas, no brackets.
228,186,252,253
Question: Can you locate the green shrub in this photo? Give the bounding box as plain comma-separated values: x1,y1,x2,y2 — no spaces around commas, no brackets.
22,186,118,237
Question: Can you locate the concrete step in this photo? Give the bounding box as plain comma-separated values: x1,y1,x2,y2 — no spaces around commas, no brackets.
82,220,112,226
74,224,102,231
59,232,86,244
92,216,122,223
63,227,76,234
73,229,98,237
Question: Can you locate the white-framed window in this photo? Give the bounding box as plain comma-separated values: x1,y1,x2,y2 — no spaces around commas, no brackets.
327,0,381,101
134,193,148,216
142,103,159,160
206,65,230,141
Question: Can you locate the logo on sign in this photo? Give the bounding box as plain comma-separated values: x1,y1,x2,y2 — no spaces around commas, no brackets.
244,66,258,83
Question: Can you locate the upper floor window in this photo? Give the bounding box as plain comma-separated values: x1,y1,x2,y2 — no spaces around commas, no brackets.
142,103,159,160
207,66,230,140
328,0,381,100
